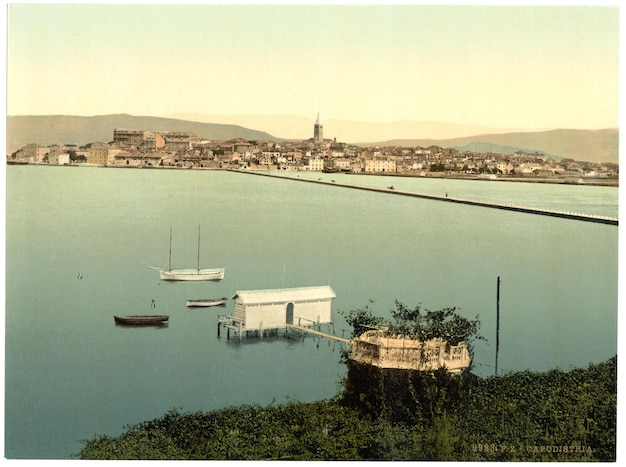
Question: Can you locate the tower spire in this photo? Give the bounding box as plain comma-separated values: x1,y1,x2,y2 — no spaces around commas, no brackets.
314,113,323,143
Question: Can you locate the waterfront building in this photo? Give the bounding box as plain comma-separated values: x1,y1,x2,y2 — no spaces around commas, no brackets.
47,151,70,165
113,151,163,167
306,156,325,171
364,158,397,173
12,143,39,163
88,143,122,166
222,286,336,334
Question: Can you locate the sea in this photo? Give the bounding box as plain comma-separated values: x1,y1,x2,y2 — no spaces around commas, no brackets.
4,165,619,459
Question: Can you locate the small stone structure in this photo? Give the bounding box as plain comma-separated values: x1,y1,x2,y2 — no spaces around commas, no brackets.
349,330,471,373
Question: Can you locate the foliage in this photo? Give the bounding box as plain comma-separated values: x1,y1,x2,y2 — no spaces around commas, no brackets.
77,357,616,461
341,300,486,359
78,300,615,460
339,299,385,339
340,360,476,425
388,300,485,350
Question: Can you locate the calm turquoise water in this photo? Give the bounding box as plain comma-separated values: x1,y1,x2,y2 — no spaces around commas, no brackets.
5,166,618,458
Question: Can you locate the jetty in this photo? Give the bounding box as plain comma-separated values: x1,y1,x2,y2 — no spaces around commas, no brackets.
285,323,351,344
230,170,618,226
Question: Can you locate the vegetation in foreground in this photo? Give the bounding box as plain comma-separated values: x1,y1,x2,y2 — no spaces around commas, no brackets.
77,302,616,461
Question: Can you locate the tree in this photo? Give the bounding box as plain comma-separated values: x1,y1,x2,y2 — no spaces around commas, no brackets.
349,300,486,356
339,300,385,339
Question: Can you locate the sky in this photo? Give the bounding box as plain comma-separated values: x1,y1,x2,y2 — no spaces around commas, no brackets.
5,1,621,130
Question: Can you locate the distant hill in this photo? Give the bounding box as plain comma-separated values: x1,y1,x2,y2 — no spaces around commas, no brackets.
361,129,619,164
6,114,280,154
6,114,618,164
170,113,618,163
169,113,531,142
450,142,562,158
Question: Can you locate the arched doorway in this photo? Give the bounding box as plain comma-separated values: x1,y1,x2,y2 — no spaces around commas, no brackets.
286,302,294,324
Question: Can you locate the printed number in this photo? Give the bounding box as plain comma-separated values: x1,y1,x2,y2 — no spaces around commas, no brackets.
472,444,516,453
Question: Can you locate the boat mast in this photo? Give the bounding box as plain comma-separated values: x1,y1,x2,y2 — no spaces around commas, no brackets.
168,227,172,272
197,225,201,272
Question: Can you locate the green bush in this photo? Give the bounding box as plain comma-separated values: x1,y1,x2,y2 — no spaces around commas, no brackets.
77,357,616,461
77,299,615,461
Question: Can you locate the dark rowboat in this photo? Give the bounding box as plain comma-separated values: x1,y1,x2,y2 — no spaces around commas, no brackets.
114,315,169,325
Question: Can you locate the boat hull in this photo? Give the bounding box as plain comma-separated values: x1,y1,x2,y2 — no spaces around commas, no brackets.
186,298,227,307
159,268,225,281
114,315,169,325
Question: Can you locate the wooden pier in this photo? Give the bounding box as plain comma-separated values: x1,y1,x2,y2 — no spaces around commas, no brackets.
285,323,351,344
217,313,350,344
230,170,618,226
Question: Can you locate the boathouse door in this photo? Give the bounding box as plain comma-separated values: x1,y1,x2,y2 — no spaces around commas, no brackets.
286,303,294,324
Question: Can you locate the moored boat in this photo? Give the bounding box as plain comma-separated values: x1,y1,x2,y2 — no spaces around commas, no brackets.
114,315,169,325
151,226,225,282
159,268,225,281
186,297,228,307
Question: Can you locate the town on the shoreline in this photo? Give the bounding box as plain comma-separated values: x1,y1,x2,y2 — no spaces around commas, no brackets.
7,117,618,186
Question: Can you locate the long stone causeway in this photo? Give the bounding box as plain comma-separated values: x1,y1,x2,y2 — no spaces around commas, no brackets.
229,170,618,226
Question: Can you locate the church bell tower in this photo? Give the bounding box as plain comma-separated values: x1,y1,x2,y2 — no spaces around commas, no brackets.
314,113,323,143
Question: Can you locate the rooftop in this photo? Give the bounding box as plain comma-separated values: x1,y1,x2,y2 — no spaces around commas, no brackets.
232,285,336,305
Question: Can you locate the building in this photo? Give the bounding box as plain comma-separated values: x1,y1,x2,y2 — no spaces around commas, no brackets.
113,129,145,147
306,156,325,171
11,143,39,163
364,158,397,173
88,143,122,166
163,132,197,150
228,285,336,332
350,330,471,373
314,113,323,143
48,152,71,165
142,131,166,150
113,151,163,167
114,129,166,150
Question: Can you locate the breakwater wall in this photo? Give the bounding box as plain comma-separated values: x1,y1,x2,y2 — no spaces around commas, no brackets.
230,170,618,226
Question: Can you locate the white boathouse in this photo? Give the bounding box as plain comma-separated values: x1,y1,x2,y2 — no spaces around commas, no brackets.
218,285,337,338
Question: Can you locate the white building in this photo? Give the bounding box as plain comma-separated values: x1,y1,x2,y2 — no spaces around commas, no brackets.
307,157,325,171
364,158,396,173
230,285,336,331
48,152,70,165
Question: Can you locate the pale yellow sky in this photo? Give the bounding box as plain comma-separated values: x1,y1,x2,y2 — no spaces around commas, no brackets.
5,2,621,130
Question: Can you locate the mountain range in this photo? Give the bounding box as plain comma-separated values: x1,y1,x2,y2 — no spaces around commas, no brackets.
6,114,276,154
6,114,618,163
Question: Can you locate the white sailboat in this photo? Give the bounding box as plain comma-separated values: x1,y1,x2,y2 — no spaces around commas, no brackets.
152,226,225,281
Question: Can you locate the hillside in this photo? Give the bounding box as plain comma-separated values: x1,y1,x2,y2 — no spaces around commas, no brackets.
6,115,618,164
363,128,618,164
6,114,280,154
168,113,529,141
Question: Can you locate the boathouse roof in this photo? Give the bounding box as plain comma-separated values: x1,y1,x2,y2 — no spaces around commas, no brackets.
232,285,336,305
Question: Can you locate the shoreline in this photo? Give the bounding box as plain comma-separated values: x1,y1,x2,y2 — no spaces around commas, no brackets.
344,171,619,187
6,162,619,187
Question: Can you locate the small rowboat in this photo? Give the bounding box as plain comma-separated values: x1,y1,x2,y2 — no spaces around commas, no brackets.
114,315,169,326
186,298,228,308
